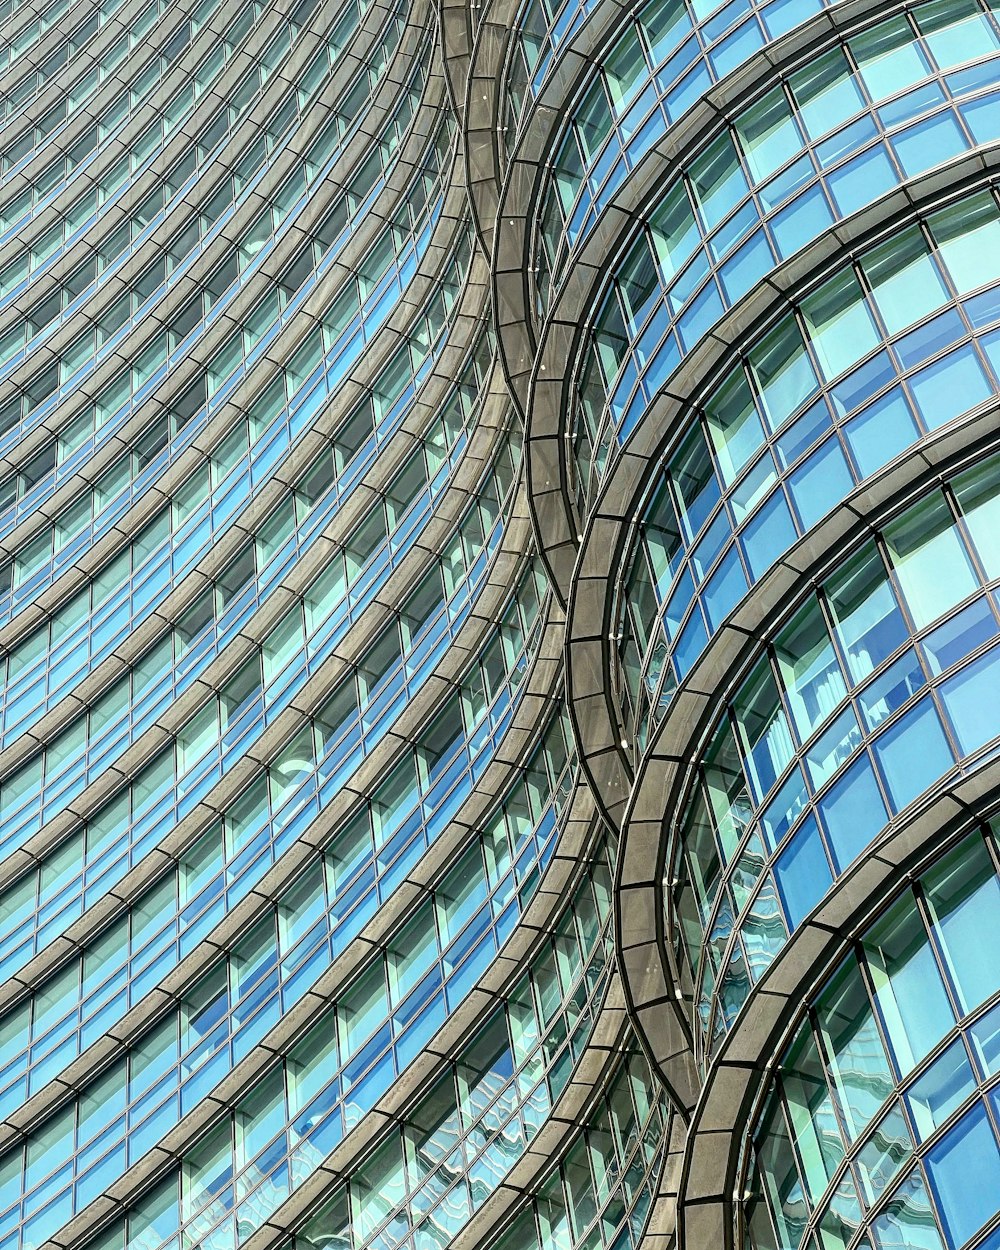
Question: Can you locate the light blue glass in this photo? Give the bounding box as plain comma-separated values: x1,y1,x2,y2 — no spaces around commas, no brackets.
872,699,953,813
906,1039,976,1140
867,894,955,1073
817,754,887,871
894,308,966,371
863,231,950,337
884,493,978,632
774,815,832,929
771,184,835,260
869,1167,944,1250
801,273,881,383
926,1101,1000,1250
788,440,854,531
789,48,865,142
852,17,934,101
939,643,1000,756
844,389,920,477
918,1,1000,69
924,835,1000,1014
922,597,998,675
741,492,797,582
909,345,994,431
893,110,967,178
858,651,926,730
806,708,862,790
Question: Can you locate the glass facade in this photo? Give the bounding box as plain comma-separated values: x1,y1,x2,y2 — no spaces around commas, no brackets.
5,1,1000,1250
482,0,1000,1249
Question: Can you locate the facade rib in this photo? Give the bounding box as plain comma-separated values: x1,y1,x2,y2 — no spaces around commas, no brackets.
4,3,1000,1250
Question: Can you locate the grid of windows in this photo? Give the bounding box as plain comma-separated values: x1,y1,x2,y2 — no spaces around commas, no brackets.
0,0,632,1244
573,2,1000,514
745,826,1000,1250
617,183,1000,755
78,791,610,1250
486,0,1000,1249
23,0,1000,1248
663,457,1000,1060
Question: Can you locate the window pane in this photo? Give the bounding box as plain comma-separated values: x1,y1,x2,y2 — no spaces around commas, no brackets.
923,834,1000,1012
925,1102,1000,1249
864,895,954,1072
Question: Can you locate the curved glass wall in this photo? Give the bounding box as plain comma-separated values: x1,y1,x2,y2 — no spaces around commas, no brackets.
483,1041,668,1250
0,424,524,1122
570,0,1000,507
0,0,672,1246
617,181,1000,754
744,824,1000,1250
0,0,413,545
73,792,613,1250
0,0,403,586
0,57,443,634
0,572,563,1250
507,0,851,266
663,453,1000,1062
0,256,491,972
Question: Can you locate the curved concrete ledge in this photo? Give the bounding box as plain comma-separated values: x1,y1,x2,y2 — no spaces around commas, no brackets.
615,411,1000,1114
458,0,630,264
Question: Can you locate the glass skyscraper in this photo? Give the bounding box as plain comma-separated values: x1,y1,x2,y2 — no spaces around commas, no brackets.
3,1,1000,1250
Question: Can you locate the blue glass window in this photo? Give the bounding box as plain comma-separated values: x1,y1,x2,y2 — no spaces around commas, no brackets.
884,492,978,631
924,835,1000,1014
734,88,803,182
926,1102,1000,1250
741,491,797,582
892,111,967,179
774,815,832,930
858,649,926,730
775,600,847,741
844,388,920,477
828,145,897,218
917,1,1000,70
865,894,954,1071
789,49,865,142
749,321,818,431
770,184,835,261
802,272,881,382
909,345,993,432
870,1167,945,1250
704,369,765,485
929,193,1000,294
906,1038,976,1141
788,439,854,531
939,643,1000,756
872,698,953,813
953,456,1000,579
701,547,748,631
852,17,933,102
862,229,949,336
922,596,998,675
818,753,887,872
733,662,794,804
825,546,908,684
806,708,862,790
